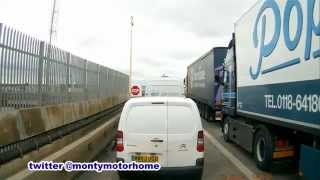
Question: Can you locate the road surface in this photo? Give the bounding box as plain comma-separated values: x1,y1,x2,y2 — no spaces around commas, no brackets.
77,119,301,180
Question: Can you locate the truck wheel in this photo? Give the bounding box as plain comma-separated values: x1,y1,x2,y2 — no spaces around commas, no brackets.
205,107,210,121
203,106,207,121
253,126,274,171
210,110,215,122
199,104,203,118
222,119,230,142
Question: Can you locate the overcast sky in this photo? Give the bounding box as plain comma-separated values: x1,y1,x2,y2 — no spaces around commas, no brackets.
0,0,257,80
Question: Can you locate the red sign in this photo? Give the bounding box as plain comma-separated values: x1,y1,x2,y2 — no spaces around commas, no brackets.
131,85,140,96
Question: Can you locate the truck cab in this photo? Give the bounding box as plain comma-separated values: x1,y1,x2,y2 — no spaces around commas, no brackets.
222,35,237,117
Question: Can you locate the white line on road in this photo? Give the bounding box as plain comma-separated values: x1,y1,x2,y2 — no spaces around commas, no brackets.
204,130,256,180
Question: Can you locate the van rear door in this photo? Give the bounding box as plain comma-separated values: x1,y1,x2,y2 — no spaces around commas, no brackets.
125,103,168,166
167,102,199,167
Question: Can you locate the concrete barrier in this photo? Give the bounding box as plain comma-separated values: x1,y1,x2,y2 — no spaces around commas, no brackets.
0,96,126,148
71,103,81,122
0,131,73,178
18,107,47,139
87,100,99,116
61,103,76,124
0,112,120,178
0,111,20,145
6,115,119,180
102,97,112,110
78,102,87,120
42,105,64,130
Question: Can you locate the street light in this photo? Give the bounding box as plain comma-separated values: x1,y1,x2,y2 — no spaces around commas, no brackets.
129,16,134,96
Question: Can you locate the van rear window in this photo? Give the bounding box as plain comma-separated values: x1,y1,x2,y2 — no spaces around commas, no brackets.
168,106,194,134
126,106,166,134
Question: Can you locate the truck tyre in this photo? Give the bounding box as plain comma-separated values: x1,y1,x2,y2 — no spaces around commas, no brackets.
201,105,205,119
253,126,274,171
203,106,207,121
222,118,231,142
199,104,203,118
205,106,209,121
211,110,215,122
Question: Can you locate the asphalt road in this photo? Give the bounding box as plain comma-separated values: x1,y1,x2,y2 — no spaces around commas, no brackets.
77,119,301,180
202,120,300,180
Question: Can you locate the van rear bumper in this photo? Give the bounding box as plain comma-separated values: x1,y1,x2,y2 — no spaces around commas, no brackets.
158,165,203,175
160,158,204,175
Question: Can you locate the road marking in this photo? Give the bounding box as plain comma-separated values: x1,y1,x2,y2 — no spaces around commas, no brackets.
204,130,256,180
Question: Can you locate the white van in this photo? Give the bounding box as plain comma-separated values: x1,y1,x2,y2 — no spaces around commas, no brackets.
144,78,185,97
116,97,204,179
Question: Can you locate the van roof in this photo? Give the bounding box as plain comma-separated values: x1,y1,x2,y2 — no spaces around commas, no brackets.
127,97,194,105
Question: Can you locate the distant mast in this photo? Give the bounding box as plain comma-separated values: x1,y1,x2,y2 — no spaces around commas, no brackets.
49,0,59,45
129,16,134,95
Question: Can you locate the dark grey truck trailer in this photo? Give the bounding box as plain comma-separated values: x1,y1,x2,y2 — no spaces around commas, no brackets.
186,47,227,121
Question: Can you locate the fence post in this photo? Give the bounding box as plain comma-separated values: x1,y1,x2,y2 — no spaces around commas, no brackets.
84,60,88,101
0,23,3,110
45,44,52,105
66,52,71,102
97,64,100,99
38,41,45,106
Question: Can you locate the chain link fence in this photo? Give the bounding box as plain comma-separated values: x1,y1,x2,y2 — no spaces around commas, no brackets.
0,23,128,111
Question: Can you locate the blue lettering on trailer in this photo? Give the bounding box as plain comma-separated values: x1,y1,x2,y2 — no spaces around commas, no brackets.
250,0,320,80
238,79,320,125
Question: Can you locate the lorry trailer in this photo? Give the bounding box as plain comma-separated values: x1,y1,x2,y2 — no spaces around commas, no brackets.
186,47,227,121
221,0,320,179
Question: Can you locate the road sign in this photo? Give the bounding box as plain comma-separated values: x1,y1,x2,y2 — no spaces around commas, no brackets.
131,85,140,96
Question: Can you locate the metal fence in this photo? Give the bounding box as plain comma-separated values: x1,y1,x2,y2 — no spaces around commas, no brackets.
0,23,128,111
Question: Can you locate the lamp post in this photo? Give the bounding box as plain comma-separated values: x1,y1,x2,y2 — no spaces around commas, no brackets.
129,16,134,96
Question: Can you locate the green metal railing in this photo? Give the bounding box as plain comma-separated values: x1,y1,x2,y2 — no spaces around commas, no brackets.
0,23,128,111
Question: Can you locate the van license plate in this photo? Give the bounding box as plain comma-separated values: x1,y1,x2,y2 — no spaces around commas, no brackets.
131,155,159,162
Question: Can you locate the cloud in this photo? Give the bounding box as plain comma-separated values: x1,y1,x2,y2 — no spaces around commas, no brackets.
126,0,257,38
0,0,257,81
78,37,106,48
137,57,163,67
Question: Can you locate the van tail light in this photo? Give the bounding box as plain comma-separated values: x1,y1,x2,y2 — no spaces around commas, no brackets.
116,130,124,152
197,130,204,152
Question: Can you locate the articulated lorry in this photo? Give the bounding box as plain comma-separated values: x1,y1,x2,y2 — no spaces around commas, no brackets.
186,47,227,121
221,0,320,179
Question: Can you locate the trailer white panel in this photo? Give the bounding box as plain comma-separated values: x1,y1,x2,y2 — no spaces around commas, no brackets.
235,0,320,129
